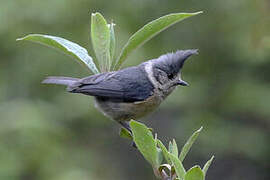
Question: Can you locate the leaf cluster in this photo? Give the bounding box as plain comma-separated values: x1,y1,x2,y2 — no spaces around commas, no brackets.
122,121,214,180
17,11,202,74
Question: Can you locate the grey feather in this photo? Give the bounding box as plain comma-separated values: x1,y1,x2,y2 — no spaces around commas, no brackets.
153,49,198,77
41,65,154,102
69,65,154,102
42,76,79,86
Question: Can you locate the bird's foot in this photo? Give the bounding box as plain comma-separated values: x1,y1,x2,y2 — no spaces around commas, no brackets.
119,121,137,149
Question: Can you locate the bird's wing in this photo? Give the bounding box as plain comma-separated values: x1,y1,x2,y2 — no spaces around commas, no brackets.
80,72,115,84
69,66,154,102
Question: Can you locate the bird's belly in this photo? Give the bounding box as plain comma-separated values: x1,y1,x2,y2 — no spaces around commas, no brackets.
94,95,162,122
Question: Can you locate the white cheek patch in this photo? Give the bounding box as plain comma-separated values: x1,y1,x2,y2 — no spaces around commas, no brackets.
179,73,182,80
144,61,161,89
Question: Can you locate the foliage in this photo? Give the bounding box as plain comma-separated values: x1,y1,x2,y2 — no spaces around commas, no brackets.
130,120,214,180
17,12,201,73
113,12,202,70
91,12,111,72
17,34,99,74
16,11,209,180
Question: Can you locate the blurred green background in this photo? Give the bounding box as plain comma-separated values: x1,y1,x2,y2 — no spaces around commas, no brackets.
1,0,270,179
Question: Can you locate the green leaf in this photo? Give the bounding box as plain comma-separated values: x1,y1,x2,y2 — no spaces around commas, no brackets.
17,34,99,74
154,133,158,147
130,120,158,167
114,11,203,70
119,128,133,140
157,140,171,164
91,12,111,72
172,139,178,157
108,22,116,64
179,127,203,162
202,156,214,178
169,141,173,153
169,153,186,179
157,148,163,166
184,166,204,180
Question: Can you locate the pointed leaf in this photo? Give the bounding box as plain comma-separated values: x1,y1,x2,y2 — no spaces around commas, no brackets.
114,11,203,70
169,141,173,153
157,148,163,166
172,139,178,157
119,128,133,140
157,139,171,164
17,34,99,74
179,127,203,162
169,153,186,179
108,23,116,62
130,120,158,167
202,156,214,178
184,166,204,180
91,12,111,72
154,133,158,146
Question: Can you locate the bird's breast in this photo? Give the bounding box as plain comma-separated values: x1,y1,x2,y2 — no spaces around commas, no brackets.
94,93,163,122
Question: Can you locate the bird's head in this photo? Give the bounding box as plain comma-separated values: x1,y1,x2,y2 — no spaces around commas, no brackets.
151,49,198,95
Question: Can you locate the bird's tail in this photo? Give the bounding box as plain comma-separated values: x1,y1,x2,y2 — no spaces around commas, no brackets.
42,76,79,86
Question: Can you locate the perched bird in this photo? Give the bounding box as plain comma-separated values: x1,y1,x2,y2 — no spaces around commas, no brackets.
42,49,197,131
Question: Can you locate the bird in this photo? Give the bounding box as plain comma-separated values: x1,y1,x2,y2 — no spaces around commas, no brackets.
42,49,198,132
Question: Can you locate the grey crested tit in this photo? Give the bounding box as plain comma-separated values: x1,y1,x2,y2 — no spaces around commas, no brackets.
42,49,198,131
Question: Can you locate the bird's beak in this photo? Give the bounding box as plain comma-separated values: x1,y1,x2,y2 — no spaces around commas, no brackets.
176,79,189,86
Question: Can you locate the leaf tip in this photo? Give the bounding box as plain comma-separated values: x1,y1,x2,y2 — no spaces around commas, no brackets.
107,23,116,28
91,12,97,16
16,37,23,41
197,126,203,133
16,34,37,41
109,22,116,26
203,155,215,175
16,35,29,41
191,11,203,16
192,165,201,170
91,12,103,18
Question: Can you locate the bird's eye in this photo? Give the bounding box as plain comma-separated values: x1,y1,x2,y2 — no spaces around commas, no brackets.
168,73,174,79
